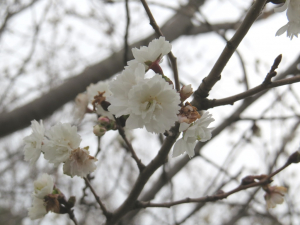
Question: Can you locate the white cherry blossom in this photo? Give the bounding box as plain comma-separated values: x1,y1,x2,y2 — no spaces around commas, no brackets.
275,0,300,39
23,120,45,165
126,74,180,133
264,185,287,209
63,148,97,178
33,173,54,199
43,123,81,166
28,196,47,220
173,111,214,158
131,36,172,69
107,63,145,117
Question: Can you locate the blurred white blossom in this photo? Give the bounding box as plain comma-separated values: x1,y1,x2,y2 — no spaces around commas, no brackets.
33,173,54,199
63,148,97,177
28,196,47,220
73,93,89,123
264,185,287,209
28,174,54,220
43,123,81,166
173,111,214,158
23,120,45,165
275,0,300,39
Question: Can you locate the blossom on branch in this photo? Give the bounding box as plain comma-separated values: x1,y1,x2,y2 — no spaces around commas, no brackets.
264,185,287,209
33,173,54,199
63,147,97,178
275,0,300,39
173,111,214,158
131,36,172,71
108,63,145,117
28,196,48,220
180,84,193,102
43,123,81,166
23,120,45,165
28,174,54,220
126,74,180,133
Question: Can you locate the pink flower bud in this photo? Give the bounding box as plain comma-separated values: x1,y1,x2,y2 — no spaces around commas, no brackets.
98,116,110,124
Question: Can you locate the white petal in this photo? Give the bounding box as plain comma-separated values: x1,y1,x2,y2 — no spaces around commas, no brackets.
33,173,54,199
28,197,47,220
276,23,289,36
172,139,186,157
179,122,190,132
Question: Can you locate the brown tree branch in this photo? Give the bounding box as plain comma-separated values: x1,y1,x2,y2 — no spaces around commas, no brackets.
192,0,268,109
105,124,180,225
84,177,112,219
135,160,291,209
116,122,146,172
139,0,181,91
205,75,300,109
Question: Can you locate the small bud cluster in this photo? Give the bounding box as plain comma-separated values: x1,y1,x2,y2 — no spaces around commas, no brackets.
93,116,116,137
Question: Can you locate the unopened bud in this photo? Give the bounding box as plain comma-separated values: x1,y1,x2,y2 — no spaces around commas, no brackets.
93,125,106,137
98,116,110,124
241,176,255,185
67,196,76,208
287,151,300,164
180,85,193,102
251,123,261,137
98,116,116,130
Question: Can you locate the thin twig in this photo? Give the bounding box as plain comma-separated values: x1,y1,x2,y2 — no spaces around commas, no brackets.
136,160,292,209
139,0,180,91
83,177,112,219
116,122,146,172
198,9,249,90
124,0,130,65
0,0,40,39
205,75,300,109
68,210,78,225
192,0,268,108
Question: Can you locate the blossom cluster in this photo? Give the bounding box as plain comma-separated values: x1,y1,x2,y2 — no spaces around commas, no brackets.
23,120,97,178
74,37,181,134
24,37,216,220
73,37,215,157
